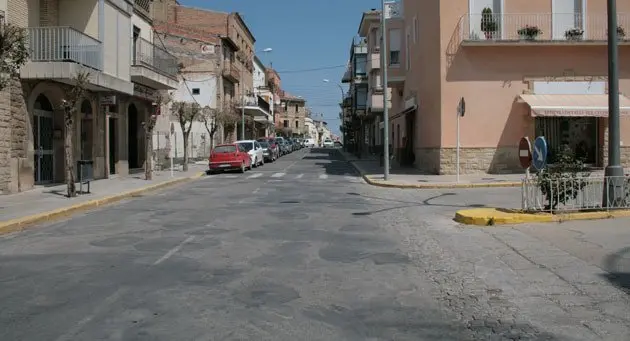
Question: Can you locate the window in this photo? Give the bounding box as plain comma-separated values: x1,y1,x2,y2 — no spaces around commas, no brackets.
283,120,289,128
389,28,401,65
295,121,299,129
295,104,299,112
413,17,418,43
355,86,368,108
354,54,367,75
405,31,410,70
192,88,200,95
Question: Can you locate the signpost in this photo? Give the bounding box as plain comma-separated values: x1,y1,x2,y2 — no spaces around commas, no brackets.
519,137,532,177
456,97,465,182
170,123,175,178
532,136,548,171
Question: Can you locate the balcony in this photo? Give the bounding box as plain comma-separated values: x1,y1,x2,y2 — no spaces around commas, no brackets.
459,12,630,46
366,47,380,72
238,94,272,122
131,37,178,89
367,89,392,113
222,61,241,84
134,0,151,18
22,26,102,76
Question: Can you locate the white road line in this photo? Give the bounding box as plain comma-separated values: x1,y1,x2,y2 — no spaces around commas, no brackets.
224,175,238,179
252,187,260,194
345,176,357,181
271,172,286,178
55,288,127,341
153,236,195,265
295,174,304,179
319,174,328,179
248,172,263,179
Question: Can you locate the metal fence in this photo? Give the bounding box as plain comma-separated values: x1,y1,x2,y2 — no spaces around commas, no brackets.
152,131,213,170
28,26,103,70
522,175,630,213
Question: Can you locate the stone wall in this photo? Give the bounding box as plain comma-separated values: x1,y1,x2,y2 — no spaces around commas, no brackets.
413,146,524,175
0,79,33,194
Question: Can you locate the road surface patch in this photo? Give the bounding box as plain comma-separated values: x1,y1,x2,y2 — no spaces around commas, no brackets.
0,172,206,236
454,207,630,226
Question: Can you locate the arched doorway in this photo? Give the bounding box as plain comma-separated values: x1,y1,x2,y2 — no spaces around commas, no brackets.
33,94,54,184
80,99,93,160
128,103,139,169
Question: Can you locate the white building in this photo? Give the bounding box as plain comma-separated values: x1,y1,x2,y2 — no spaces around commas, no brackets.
245,55,273,137
304,117,317,140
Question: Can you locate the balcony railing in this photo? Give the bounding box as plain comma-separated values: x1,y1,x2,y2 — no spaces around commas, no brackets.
460,12,630,42
134,0,150,16
242,94,271,114
28,26,102,71
133,37,178,78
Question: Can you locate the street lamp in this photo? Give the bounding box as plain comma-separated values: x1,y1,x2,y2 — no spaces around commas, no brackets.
603,0,624,207
323,79,345,147
241,47,273,140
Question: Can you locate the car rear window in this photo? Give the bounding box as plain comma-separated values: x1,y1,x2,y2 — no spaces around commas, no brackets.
259,142,269,147
238,142,253,151
214,145,236,153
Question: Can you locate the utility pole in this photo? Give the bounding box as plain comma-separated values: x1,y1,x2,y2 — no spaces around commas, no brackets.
381,0,390,180
603,0,624,207
241,64,246,140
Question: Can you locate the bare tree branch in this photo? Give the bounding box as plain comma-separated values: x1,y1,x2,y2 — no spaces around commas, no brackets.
0,22,28,90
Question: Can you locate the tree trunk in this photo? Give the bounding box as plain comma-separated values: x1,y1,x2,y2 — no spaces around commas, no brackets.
144,133,153,180
182,131,189,171
64,119,76,197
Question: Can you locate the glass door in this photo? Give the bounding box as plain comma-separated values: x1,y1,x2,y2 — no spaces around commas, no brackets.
33,109,54,183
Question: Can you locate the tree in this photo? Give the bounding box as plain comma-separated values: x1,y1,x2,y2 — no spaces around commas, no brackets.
200,99,239,149
142,91,171,180
536,145,590,211
0,22,28,91
59,72,90,197
171,101,202,171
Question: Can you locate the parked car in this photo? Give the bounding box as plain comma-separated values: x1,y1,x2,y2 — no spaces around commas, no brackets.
333,141,343,148
208,143,251,173
259,141,278,162
236,140,265,167
257,137,280,158
275,137,287,155
323,138,334,148
304,138,316,148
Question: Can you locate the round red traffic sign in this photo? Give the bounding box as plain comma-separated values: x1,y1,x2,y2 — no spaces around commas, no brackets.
519,137,532,168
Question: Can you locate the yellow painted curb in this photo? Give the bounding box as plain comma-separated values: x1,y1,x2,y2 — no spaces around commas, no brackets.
362,175,521,189
454,207,630,226
0,172,206,235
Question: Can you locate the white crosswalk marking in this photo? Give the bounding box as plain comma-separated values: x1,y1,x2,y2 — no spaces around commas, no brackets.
295,174,304,179
224,175,238,179
271,172,286,178
319,174,328,179
247,173,263,179
344,176,357,181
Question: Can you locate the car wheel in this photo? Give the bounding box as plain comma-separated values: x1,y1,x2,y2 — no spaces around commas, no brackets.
239,162,246,173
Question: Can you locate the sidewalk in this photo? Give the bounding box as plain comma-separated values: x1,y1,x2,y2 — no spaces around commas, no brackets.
339,150,525,189
0,164,206,234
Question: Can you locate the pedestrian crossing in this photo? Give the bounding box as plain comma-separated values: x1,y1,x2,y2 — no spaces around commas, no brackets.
207,171,363,183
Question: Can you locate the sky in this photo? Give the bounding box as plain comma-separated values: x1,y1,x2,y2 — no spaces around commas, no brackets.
180,0,382,135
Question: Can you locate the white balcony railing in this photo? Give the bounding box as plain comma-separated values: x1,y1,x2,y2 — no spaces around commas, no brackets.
28,27,102,70
460,12,630,42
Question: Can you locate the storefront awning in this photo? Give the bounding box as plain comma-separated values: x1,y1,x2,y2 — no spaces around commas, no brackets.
519,94,630,117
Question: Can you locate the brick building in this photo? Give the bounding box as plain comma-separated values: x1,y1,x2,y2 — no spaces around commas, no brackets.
278,91,308,137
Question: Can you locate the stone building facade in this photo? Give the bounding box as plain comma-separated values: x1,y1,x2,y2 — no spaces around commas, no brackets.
278,91,307,137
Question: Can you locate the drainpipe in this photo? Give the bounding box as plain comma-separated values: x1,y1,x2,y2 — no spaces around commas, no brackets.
98,0,105,70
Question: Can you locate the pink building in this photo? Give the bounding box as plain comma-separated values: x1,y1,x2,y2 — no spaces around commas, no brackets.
350,0,630,174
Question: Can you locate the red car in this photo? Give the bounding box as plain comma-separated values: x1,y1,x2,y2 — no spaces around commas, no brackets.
208,143,252,173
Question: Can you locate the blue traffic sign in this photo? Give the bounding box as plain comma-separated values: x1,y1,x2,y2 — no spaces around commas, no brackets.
532,136,548,170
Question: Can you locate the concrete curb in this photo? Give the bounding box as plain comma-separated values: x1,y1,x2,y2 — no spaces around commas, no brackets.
454,207,630,226
338,153,522,189
0,171,206,236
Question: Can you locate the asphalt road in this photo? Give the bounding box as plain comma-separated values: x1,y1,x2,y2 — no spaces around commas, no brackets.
2,148,628,340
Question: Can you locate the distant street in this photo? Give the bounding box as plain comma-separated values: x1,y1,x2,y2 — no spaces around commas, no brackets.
1,149,629,340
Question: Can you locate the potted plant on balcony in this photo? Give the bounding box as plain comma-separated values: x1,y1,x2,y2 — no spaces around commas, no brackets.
564,28,584,41
480,7,498,40
518,25,542,41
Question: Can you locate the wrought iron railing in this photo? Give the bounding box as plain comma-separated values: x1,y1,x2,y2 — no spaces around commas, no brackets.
460,12,630,42
522,175,630,213
133,37,178,78
27,26,102,70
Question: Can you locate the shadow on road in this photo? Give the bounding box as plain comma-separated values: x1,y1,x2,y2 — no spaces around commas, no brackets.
602,246,630,294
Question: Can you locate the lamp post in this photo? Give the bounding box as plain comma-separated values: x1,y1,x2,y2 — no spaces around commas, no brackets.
603,0,624,207
323,79,345,148
241,47,273,140
381,0,390,180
